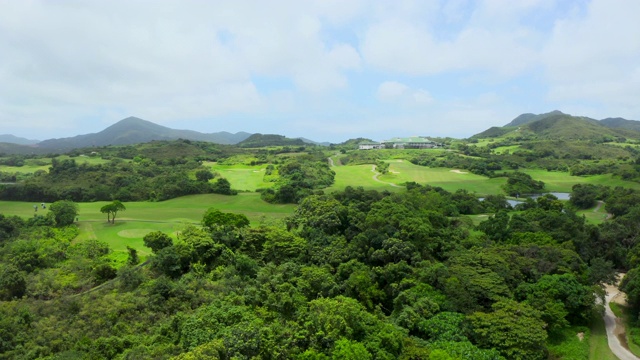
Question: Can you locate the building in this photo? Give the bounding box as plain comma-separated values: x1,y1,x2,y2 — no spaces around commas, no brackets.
381,136,436,149
358,141,384,150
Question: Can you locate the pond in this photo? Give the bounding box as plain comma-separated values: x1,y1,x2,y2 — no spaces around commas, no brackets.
480,192,571,207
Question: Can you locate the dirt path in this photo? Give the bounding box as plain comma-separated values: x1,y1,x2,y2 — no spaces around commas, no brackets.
604,274,639,360
328,157,335,167
371,165,400,187
595,200,614,220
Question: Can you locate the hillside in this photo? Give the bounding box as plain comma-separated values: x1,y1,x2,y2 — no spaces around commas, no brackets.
237,133,307,148
0,134,40,145
474,112,640,141
36,117,252,151
503,110,566,127
600,117,640,131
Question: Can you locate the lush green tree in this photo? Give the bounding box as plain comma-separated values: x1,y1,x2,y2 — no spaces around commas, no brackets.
48,200,79,226
569,184,599,209
195,169,215,182
468,299,547,360
502,171,544,196
211,178,236,195
332,339,372,359
376,161,389,175
126,245,139,266
99,200,126,223
0,264,26,300
143,231,174,253
202,208,249,230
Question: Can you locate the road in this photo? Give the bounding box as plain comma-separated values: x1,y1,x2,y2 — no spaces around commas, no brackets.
604,275,640,360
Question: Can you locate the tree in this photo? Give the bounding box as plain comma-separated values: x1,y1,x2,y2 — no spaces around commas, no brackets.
211,178,236,195
143,231,173,253
195,169,215,182
468,299,547,360
376,161,389,175
100,200,126,223
48,200,79,226
126,246,139,266
202,208,249,230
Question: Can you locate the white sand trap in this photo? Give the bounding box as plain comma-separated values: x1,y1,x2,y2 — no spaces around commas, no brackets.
450,169,468,174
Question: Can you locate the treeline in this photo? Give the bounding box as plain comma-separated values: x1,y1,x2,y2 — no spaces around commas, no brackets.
6,183,640,359
0,157,235,202
260,151,335,204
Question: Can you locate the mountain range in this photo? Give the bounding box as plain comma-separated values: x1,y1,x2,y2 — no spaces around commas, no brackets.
472,111,640,141
2,112,640,155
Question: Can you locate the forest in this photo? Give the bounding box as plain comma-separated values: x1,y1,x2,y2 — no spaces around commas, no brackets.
2,133,640,359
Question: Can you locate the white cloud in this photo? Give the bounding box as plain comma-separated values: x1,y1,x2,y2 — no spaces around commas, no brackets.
542,0,640,116
360,1,544,77
376,81,433,106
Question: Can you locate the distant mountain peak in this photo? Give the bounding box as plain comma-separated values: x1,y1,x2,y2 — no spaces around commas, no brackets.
35,116,253,151
504,110,567,127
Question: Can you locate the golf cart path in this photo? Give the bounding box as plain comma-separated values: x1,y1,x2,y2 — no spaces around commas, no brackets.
604,274,639,360
371,165,400,187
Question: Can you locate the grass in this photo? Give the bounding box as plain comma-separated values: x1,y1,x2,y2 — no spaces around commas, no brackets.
576,201,609,225
1,193,296,265
590,316,619,360
327,160,505,196
0,155,114,174
513,169,640,192
492,145,521,154
203,162,275,192
547,326,590,360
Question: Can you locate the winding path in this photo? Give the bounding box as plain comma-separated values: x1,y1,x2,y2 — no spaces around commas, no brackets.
371,165,400,187
604,275,639,360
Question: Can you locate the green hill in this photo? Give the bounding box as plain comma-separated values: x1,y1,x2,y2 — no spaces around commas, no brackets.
503,110,566,127
473,112,640,142
237,133,306,148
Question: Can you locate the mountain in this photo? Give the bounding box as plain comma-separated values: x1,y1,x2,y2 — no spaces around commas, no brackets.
503,110,567,127
600,117,640,131
297,137,330,146
36,117,252,151
473,112,640,141
0,134,40,145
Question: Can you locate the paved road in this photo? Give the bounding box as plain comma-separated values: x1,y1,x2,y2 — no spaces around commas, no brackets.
604,278,640,360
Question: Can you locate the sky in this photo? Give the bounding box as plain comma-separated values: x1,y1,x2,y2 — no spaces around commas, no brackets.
1,0,639,143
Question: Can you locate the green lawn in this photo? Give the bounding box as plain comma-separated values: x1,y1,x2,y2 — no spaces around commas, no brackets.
0,155,114,174
1,193,296,264
492,145,521,154
512,169,640,192
328,161,505,195
203,162,275,192
590,316,619,360
577,202,609,225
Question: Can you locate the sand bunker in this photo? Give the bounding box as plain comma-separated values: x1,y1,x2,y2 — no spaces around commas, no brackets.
450,169,468,174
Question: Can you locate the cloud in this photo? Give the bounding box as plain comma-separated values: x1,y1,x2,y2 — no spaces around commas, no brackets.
542,0,640,117
376,81,433,106
360,1,544,77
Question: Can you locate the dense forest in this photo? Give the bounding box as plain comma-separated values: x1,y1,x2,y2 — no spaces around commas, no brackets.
4,180,640,359
3,127,640,359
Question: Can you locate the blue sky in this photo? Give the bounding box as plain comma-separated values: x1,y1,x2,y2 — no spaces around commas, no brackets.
1,0,638,143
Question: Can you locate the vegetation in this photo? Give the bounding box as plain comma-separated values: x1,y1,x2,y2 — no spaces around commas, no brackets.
4,113,640,358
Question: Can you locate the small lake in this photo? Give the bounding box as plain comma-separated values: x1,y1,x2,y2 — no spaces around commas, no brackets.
480,192,571,207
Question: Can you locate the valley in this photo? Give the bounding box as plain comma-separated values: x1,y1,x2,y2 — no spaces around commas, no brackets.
3,112,640,359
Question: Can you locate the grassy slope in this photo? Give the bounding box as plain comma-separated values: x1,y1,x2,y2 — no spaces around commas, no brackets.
0,155,114,174
1,193,296,264
203,162,275,192
590,316,620,360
